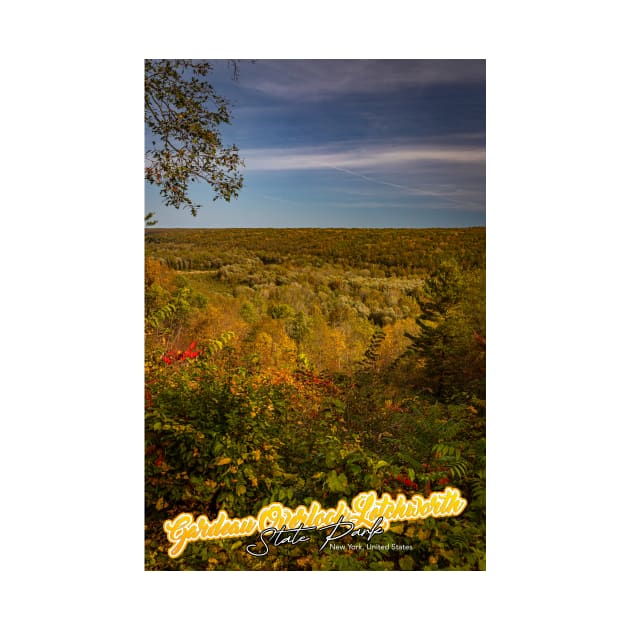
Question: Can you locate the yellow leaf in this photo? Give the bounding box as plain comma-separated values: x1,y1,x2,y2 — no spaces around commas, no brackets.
216,457,232,466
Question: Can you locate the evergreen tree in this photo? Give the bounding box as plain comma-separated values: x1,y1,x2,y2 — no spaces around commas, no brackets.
406,261,484,401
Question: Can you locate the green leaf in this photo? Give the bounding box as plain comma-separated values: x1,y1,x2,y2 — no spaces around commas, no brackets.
399,556,414,571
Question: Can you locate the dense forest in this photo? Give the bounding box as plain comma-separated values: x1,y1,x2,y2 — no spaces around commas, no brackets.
145,227,485,570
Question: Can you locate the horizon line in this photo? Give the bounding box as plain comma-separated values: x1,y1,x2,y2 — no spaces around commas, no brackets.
145,225,486,230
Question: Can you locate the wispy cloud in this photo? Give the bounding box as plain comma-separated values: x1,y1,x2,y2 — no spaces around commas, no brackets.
242,142,485,171
329,166,483,209
240,60,485,102
242,140,485,211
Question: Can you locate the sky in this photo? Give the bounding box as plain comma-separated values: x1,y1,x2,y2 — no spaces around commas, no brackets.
145,59,485,228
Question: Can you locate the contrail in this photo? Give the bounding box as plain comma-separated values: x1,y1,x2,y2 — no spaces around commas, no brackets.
329,166,481,209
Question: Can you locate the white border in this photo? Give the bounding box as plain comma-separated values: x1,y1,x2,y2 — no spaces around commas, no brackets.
3,1,629,627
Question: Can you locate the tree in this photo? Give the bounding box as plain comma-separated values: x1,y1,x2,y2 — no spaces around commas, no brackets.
405,261,485,401
144,59,244,216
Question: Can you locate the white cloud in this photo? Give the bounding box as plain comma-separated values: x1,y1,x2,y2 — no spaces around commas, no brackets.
243,144,485,211
242,143,485,171
240,60,485,101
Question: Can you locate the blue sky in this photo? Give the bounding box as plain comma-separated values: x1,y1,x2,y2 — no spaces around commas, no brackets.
145,60,485,228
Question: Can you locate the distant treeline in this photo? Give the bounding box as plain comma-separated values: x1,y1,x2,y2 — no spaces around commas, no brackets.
145,227,485,276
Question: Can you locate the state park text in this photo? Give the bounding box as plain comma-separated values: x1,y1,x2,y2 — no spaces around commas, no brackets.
163,488,467,558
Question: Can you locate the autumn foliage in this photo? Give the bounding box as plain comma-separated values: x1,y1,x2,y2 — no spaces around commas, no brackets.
145,228,485,570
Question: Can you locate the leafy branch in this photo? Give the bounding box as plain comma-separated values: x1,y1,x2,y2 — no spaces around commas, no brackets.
144,59,244,216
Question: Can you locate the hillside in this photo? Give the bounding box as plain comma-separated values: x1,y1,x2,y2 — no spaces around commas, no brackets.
145,227,485,570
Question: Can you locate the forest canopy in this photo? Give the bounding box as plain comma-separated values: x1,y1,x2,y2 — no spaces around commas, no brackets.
145,227,485,570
